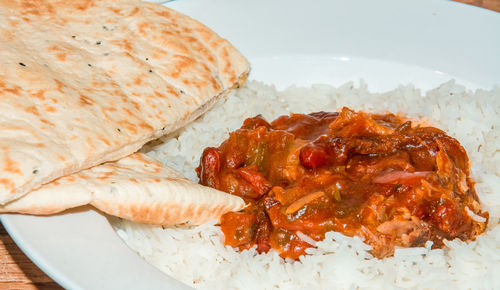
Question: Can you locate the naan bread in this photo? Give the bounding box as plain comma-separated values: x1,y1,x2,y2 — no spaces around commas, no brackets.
0,153,245,225
0,0,249,204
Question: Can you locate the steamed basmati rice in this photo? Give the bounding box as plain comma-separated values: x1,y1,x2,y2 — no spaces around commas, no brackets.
112,80,500,289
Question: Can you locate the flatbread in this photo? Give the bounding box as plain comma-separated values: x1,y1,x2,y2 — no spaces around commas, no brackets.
0,153,245,225
0,0,249,204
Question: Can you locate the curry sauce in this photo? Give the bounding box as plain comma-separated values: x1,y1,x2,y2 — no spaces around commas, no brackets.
197,108,488,259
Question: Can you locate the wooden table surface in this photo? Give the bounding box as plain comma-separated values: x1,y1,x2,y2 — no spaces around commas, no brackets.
0,1,498,289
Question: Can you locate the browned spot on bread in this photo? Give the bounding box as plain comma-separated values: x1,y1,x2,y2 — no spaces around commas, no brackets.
194,26,212,41
0,80,22,96
1,31,13,41
137,21,153,36
74,0,96,11
128,7,140,17
24,106,40,116
108,7,123,16
32,90,46,101
91,80,106,88
21,0,54,15
227,75,237,85
182,27,193,34
130,101,141,111
132,154,163,173
2,146,21,175
112,39,134,52
132,153,154,164
154,10,171,18
0,178,15,192
165,86,179,98
97,171,115,180
80,94,94,106
105,163,122,171
118,120,138,135
115,90,129,103
86,136,96,151
105,106,117,112
56,52,67,61
159,32,189,54
181,204,195,222
177,54,196,71
133,76,143,86
123,107,138,119
9,19,20,26
40,119,55,127
57,155,66,161
78,174,89,180
151,52,162,59
153,90,166,99
221,46,233,79
44,105,56,113
98,135,111,146
139,122,154,131
48,45,63,52
54,79,65,93
209,76,220,91
154,113,166,122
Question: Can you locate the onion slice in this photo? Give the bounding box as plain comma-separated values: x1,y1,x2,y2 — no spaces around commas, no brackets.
372,171,432,186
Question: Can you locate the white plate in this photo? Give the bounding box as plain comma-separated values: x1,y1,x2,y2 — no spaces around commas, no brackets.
2,0,499,289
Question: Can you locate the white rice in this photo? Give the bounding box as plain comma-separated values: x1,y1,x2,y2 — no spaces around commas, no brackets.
112,80,500,289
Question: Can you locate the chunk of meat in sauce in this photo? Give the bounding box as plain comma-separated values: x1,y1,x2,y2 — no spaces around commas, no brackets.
197,107,488,259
